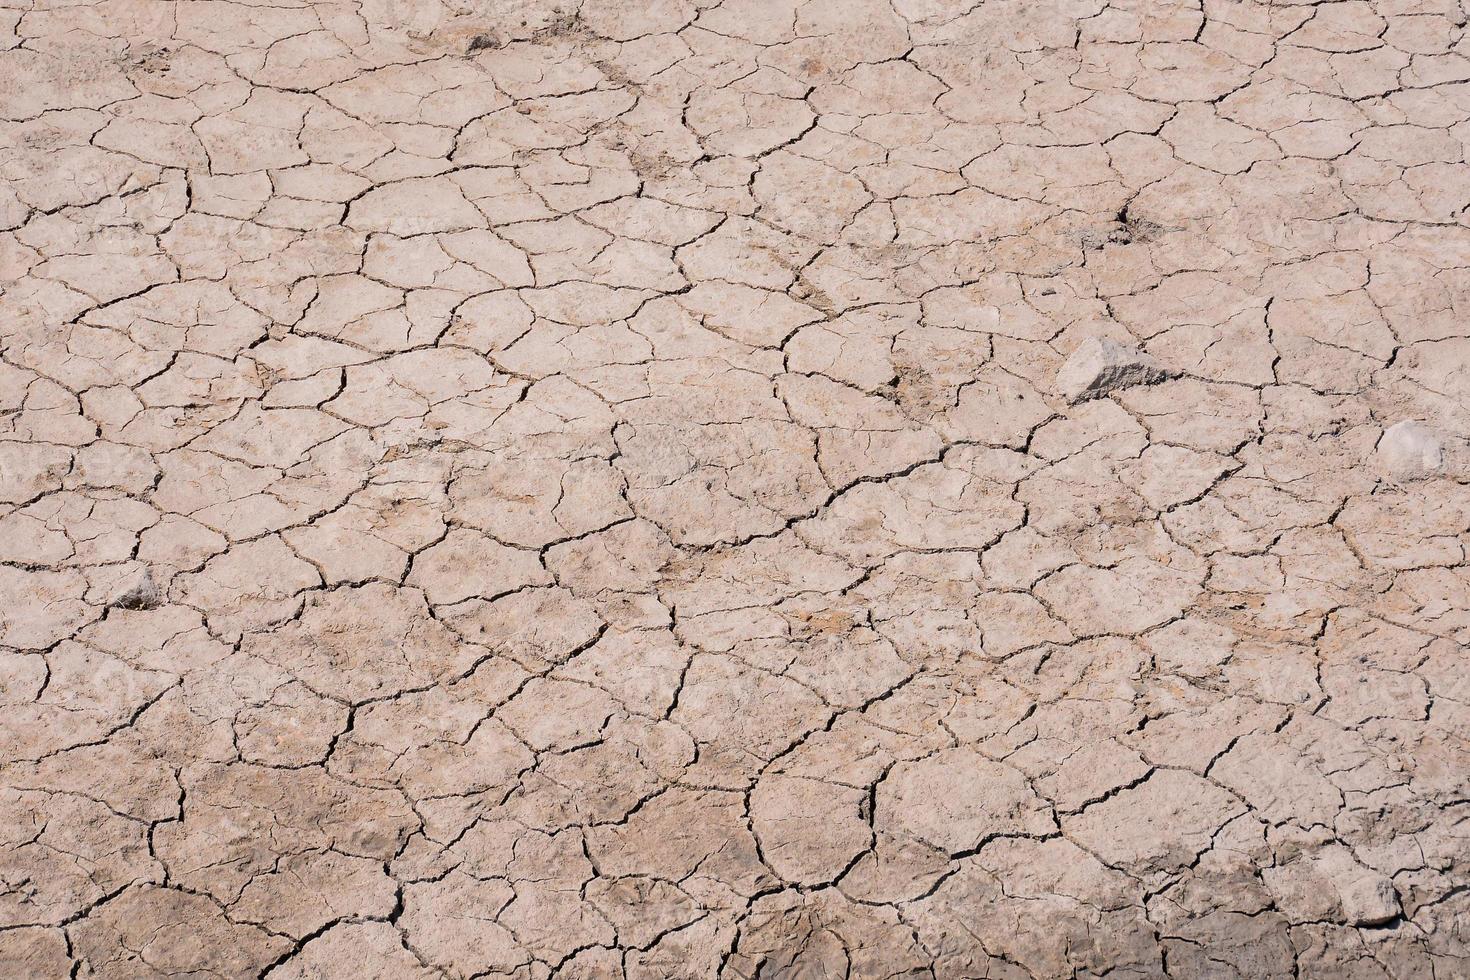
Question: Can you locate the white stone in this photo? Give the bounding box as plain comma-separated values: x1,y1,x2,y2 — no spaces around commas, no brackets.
1377,421,1443,481
1055,337,1175,403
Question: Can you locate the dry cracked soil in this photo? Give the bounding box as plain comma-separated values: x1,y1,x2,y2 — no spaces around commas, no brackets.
2,0,1470,976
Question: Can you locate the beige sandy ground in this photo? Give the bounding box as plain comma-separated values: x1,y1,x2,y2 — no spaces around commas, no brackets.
2,0,1470,976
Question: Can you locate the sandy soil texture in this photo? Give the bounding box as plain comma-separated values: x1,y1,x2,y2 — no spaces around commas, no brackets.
2,0,1469,976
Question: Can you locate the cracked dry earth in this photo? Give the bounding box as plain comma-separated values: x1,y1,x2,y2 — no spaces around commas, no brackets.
5,0,1470,977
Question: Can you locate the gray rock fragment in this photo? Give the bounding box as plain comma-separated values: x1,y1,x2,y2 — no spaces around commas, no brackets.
1055,337,1176,403
1339,870,1402,927
111,567,162,610
1263,844,1402,927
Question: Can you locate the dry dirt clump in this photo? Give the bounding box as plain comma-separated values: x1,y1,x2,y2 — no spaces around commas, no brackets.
2,0,1468,976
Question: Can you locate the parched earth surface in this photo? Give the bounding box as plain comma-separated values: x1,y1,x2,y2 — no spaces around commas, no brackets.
3,0,1470,976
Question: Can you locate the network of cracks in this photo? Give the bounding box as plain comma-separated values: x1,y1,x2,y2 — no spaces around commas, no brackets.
2,0,1469,976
